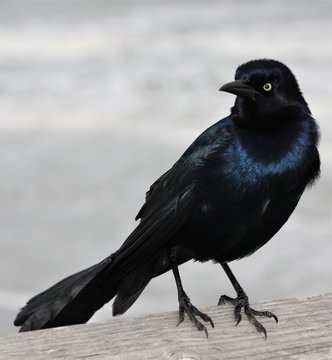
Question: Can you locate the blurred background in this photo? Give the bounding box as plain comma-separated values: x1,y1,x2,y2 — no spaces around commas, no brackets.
0,1,331,335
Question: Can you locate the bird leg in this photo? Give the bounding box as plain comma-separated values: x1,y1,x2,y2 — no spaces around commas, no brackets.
218,263,278,338
170,253,214,337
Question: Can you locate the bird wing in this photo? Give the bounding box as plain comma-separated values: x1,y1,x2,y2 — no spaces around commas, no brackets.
112,119,232,273
112,159,202,268
135,118,231,222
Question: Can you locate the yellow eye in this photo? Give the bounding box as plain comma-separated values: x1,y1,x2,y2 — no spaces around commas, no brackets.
263,83,272,91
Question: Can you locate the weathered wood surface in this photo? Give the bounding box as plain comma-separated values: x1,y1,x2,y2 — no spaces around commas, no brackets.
1,293,331,360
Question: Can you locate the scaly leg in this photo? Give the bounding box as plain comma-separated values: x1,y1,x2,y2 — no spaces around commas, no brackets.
218,263,278,338
170,253,214,337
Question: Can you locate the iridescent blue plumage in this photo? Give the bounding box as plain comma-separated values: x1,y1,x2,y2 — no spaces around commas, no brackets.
15,60,320,337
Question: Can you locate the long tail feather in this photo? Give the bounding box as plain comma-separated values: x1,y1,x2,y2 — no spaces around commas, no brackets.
14,255,116,331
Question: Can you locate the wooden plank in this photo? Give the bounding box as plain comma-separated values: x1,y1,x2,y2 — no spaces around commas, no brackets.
1,293,332,359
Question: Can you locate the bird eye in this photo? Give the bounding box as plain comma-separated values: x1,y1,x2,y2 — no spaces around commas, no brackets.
263,83,272,91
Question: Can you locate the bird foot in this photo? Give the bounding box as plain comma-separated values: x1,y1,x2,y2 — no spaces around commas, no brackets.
218,291,278,339
177,291,214,337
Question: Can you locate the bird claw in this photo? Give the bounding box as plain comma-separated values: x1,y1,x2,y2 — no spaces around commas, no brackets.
218,292,278,338
177,292,214,337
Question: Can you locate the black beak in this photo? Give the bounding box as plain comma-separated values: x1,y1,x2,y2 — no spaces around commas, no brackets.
219,79,259,101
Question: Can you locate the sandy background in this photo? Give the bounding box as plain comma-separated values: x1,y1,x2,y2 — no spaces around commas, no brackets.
0,1,331,335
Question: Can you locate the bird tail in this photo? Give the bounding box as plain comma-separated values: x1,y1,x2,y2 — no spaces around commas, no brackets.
14,255,120,332
15,191,193,332
14,247,187,332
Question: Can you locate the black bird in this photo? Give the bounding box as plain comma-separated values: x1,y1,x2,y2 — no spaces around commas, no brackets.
14,59,320,337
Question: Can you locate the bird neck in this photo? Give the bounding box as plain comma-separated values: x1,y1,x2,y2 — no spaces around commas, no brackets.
231,111,318,169
231,97,311,131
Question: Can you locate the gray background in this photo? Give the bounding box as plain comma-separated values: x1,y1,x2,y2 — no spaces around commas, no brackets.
0,1,331,335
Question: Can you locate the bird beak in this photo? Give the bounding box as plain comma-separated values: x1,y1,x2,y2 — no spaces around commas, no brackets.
219,79,259,101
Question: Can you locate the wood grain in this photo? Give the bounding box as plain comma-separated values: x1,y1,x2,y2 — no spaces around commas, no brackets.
1,293,331,359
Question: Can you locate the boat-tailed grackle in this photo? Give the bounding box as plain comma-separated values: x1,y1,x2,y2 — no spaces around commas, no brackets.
14,59,320,337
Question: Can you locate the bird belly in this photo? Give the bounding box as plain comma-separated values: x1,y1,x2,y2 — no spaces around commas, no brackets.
180,189,301,263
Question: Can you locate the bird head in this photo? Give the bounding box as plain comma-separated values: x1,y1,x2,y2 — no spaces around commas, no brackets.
220,59,310,127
